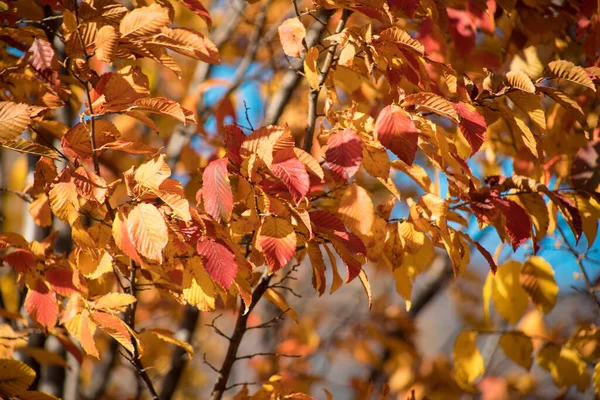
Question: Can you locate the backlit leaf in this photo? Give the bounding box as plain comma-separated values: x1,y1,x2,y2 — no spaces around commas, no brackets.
24,279,58,329
278,18,306,58
337,184,374,236
453,331,484,388
375,105,419,165
506,71,535,93
547,60,596,92
0,359,35,397
403,92,459,122
0,101,31,142
196,238,238,290
182,256,216,311
257,216,296,272
499,331,533,370
127,203,169,263
325,128,363,181
1,139,59,159
492,261,528,325
454,102,487,155
271,148,310,203
120,4,170,39
520,256,558,314
202,158,233,222
537,344,590,392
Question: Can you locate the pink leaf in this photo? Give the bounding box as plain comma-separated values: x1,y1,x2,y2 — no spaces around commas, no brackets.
196,238,237,290
182,0,212,28
374,105,419,165
325,128,363,181
202,158,233,223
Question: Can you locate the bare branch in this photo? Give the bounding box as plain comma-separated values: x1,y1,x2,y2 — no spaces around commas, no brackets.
206,314,231,341
235,352,301,361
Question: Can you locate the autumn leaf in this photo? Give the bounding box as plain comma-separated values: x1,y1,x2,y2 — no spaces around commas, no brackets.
202,157,233,222
0,359,35,398
491,261,528,325
24,279,58,329
375,105,420,165
547,60,596,92
119,4,171,39
537,344,590,391
337,184,374,236
278,18,306,58
454,102,487,155
0,101,31,142
499,332,533,370
257,216,296,272
95,25,119,64
271,148,310,203
325,128,363,181
196,238,238,290
520,256,558,314
453,331,484,389
403,92,459,122
127,203,169,263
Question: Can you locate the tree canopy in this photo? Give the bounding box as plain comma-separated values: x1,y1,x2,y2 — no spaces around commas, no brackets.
0,0,600,398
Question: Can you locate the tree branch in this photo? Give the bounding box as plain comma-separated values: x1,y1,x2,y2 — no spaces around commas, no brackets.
209,273,273,400
303,9,351,153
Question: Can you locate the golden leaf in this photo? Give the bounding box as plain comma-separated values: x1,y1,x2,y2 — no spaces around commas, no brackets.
453,331,484,389
520,256,558,314
499,331,533,370
492,261,529,325
127,203,169,263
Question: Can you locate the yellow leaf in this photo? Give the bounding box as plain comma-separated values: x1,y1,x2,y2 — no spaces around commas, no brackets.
392,263,412,311
453,331,484,389
127,203,168,263
134,154,171,190
93,293,137,311
304,46,320,90
482,271,493,326
499,331,533,370
537,344,590,392
507,90,546,133
362,139,390,179
593,362,600,395
492,261,529,325
520,256,558,314
547,60,596,92
358,269,372,310
323,244,342,294
391,160,433,193
182,256,217,311
265,288,298,323
79,310,99,359
48,174,80,225
20,347,67,367
0,359,36,397
505,70,535,93
155,178,191,221
144,328,194,358
337,184,374,236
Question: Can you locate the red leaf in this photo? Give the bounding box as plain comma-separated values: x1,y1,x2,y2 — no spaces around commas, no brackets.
257,216,296,272
181,0,212,28
325,128,363,181
492,198,531,251
547,192,583,241
46,269,78,296
454,102,487,155
472,240,498,274
223,125,245,166
447,8,476,57
271,148,310,203
24,279,58,329
202,158,233,223
196,238,237,290
309,210,347,233
388,0,420,17
3,249,36,273
374,105,419,165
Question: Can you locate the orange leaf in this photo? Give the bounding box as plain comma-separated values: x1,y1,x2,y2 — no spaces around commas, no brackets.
257,216,296,272
24,279,58,329
278,18,306,58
